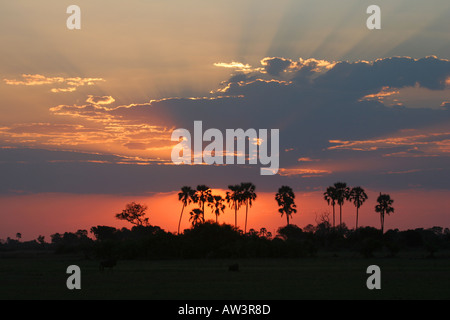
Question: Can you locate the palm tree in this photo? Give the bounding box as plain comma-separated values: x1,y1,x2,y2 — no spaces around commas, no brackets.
208,195,226,223
189,208,204,227
333,182,350,227
177,186,197,234
226,184,242,228
240,182,257,234
375,193,394,234
195,185,212,221
348,186,368,229
323,186,337,228
275,186,297,226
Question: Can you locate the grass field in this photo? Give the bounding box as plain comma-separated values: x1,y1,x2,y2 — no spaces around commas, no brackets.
1,251,449,300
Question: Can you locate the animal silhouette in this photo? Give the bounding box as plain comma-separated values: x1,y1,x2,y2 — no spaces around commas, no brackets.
99,258,117,272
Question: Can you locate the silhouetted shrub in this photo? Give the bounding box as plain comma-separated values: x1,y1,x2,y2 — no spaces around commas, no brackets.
50,230,93,254
180,222,242,258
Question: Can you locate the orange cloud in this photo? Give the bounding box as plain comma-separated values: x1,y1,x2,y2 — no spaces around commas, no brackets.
213,61,254,72
86,95,116,105
359,86,400,104
328,130,450,156
0,120,174,162
278,167,332,177
3,74,104,93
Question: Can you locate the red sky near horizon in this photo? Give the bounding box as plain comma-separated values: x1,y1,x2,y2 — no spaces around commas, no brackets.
2,188,449,242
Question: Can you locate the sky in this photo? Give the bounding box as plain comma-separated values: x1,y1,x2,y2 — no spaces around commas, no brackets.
1,0,450,241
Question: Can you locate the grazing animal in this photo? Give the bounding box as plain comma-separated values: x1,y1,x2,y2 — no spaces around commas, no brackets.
99,258,117,272
228,263,239,272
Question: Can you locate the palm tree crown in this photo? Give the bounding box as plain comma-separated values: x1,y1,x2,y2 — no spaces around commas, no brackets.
240,182,257,234
226,184,243,228
177,186,197,234
348,186,368,229
333,182,350,227
323,186,337,228
189,208,204,227
208,195,226,223
275,186,297,226
375,193,394,234
195,185,212,221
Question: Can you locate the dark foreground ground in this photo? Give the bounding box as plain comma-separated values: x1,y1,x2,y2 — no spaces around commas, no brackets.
1,251,449,299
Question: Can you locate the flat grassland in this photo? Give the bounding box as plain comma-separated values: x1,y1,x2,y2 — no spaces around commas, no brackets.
1,251,449,299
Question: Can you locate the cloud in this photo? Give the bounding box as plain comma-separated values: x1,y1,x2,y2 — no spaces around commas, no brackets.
328,131,450,155
49,55,450,163
213,61,254,73
441,101,450,109
3,74,105,93
2,55,450,193
359,86,401,105
313,56,450,92
0,120,173,161
85,95,115,105
260,57,293,75
278,167,332,177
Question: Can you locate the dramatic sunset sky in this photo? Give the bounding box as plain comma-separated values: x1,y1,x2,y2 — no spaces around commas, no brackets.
1,1,450,241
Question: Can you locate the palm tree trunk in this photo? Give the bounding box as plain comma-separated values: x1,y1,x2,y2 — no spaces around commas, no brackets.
339,205,342,227
202,202,205,221
244,202,248,234
332,205,335,228
356,206,359,229
381,212,384,234
178,204,185,234
286,213,290,226
235,205,237,228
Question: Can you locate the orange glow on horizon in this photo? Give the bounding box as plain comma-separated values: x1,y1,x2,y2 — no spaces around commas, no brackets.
1,188,449,242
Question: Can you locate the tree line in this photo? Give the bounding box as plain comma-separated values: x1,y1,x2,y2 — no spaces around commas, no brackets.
3,221,449,260
3,181,447,260
116,181,395,235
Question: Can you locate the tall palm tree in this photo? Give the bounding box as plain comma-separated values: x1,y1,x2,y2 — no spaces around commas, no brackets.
375,193,394,234
240,182,257,234
323,186,337,228
275,186,297,226
348,186,368,229
226,184,242,228
195,185,212,221
334,182,350,227
208,195,226,223
189,208,204,227
177,186,197,234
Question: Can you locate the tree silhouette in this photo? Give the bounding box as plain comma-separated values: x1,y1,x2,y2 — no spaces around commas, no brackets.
226,184,242,228
178,186,197,234
240,182,257,234
275,186,297,226
348,186,368,229
189,208,205,227
375,193,394,234
259,227,272,239
115,202,149,226
333,182,350,227
37,235,45,245
195,185,212,221
208,195,226,223
323,186,337,228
